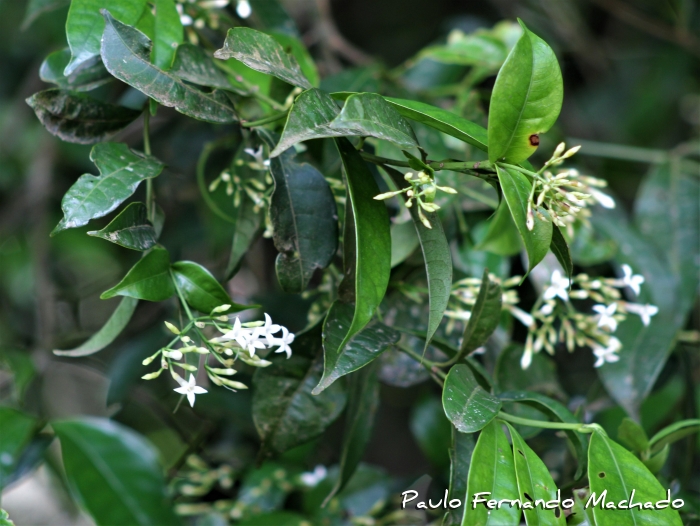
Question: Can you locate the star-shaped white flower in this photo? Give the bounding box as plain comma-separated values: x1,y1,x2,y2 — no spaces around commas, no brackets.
255,313,282,345
625,303,658,326
593,303,618,332
219,317,252,349
244,146,269,168
244,338,267,358
621,264,644,296
592,337,621,368
174,374,207,407
270,327,295,358
544,270,570,301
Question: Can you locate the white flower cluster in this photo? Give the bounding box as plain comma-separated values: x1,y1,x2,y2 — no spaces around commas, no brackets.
213,313,295,359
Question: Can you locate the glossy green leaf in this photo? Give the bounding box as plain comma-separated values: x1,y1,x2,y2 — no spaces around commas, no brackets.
331,93,418,151
460,269,502,355
642,444,669,475
617,418,649,454
54,297,138,357
0,408,37,490
549,225,573,279
390,219,420,267
462,419,520,525
53,417,180,526
172,261,250,314
314,301,399,394
505,423,565,525
649,419,700,454
442,427,476,526
269,32,319,87
225,194,264,280
323,362,380,505
101,11,237,123
252,324,347,455
213,27,312,89
333,137,391,358
384,165,452,350
39,48,111,92
443,364,501,433
152,0,182,70
87,202,157,250
26,89,141,145
476,201,521,256
101,247,175,301
64,0,147,75
170,44,232,90
496,165,552,274
420,33,507,69
410,395,452,468
487,21,563,163
267,147,338,293
53,142,163,234
587,431,682,525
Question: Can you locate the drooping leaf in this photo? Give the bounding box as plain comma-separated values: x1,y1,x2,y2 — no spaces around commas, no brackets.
269,32,319,87
587,431,682,525
462,419,520,525
323,362,380,505
410,395,452,469
87,202,157,250
442,427,475,526
101,247,175,301
487,20,563,163
26,89,142,145
64,0,147,75
648,419,700,454
171,261,251,314
460,269,502,355
332,138,392,366
252,324,348,455
313,301,399,394
0,408,37,490
505,423,565,525
475,200,521,256
39,48,111,92
443,364,501,433
101,11,237,123
170,44,232,90
225,194,265,280
22,0,70,29
54,297,139,357
267,147,338,293
496,165,552,274
213,27,312,89
53,417,181,526
549,224,573,280
52,142,163,234
617,418,649,454
384,166,452,351
152,0,182,70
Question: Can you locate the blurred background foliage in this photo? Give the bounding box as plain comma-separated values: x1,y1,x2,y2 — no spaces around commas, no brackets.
0,0,698,524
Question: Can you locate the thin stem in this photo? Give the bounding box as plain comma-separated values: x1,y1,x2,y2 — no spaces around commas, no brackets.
498,162,547,183
241,110,289,128
143,111,154,222
396,343,446,379
196,139,236,224
497,411,602,433
360,151,497,175
360,152,411,167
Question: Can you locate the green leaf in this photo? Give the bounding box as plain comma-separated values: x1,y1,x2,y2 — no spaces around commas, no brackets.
213,27,312,89
390,220,420,267
333,138,392,365
101,247,175,301
52,142,164,234
0,408,37,490
171,261,250,314
26,89,141,145
648,419,700,454
314,301,399,394
419,33,507,69
170,44,232,90
65,0,147,75
53,297,138,357
331,93,418,151
462,419,520,525
487,20,563,163
152,0,182,70
225,194,264,280
549,224,573,279
39,48,111,92
460,269,502,355
384,166,452,350
269,32,320,88
476,200,522,256
53,417,180,526
87,202,157,250
642,444,669,475
247,0,299,36
505,423,565,525
587,431,682,525
322,362,380,505
496,165,552,274
410,395,452,469
617,418,649,454
22,0,70,29
101,11,237,123
267,147,338,293
443,364,501,433
442,428,475,526
498,391,588,480
252,323,348,455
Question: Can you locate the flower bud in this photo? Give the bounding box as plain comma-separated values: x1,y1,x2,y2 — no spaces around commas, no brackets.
163,350,183,360
211,304,231,314
553,142,566,158
218,378,249,390
164,321,180,335
142,370,163,380
562,145,581,159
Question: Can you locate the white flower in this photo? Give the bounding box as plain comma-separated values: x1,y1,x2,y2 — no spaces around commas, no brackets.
539,302,555,315
270,327,295,359
174,374,207,407
592,337,622,368
300,465,327,487
219,317,251,349
236,0,252,18
593,303,618,332
544,270,570,301
621,264,644,296
520,348,533,369
589,188,615,209
255,313,282,345
625,303,658,326
244,338,267,358
244,146,269,167
509,306,534,328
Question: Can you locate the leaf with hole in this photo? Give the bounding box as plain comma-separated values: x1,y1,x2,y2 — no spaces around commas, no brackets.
442,364,501,433
88,202,157,250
